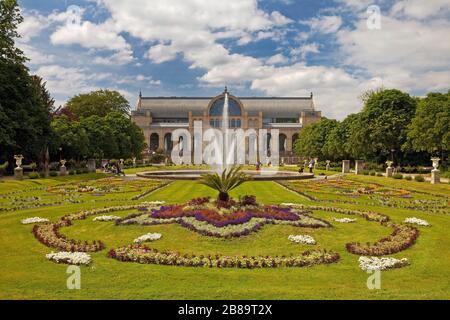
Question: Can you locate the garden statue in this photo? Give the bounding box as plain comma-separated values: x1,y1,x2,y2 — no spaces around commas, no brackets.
326,160,331,171
14,155,24,168
430,157,440,184
14,155,24,180
60,159,67,176
132,157,137,167
386,160,394,178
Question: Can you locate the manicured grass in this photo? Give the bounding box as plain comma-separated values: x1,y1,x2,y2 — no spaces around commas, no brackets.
0,173,449,299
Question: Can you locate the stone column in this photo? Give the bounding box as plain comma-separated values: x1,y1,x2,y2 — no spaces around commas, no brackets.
87,159,96,173
431,169,440,184
386,167,393,178
14,167,23,180
60,166,67,176
342,160,350,174
355,160,365,175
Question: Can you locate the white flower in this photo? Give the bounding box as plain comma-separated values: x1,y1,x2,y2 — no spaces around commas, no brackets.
141,201,165,206
288,235,316,245
404,217,430,226
281,203,301,207
134,233,162,244
358,256,409,271
21,217,49,224
333,217,356,223
93,215,120,222
46,252,92,265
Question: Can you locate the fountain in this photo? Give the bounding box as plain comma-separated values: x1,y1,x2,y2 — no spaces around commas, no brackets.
222,87,230,171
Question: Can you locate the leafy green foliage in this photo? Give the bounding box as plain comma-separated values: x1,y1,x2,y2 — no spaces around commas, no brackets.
294,118,338,159
0,0,26,65
66,90,130,118
405,90,450,155
199,166,249,201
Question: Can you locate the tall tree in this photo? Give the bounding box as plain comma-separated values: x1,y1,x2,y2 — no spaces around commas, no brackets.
405,91,450,158
294,118,338,159
348,89,416,163
323,113,360,160
0,0,26,65
66,90,130,118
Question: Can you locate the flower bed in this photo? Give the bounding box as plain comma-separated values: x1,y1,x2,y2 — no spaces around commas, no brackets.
333,218,356,223
288,235,316,245
134,233,162,243
358,256,409,271
281,203,389,223
46,251,92,265
346,224,419,256
21,217,50,224
404,217,430,227
93,215,121,222
108,245,339,269
117,198,331,238
33,205,151,252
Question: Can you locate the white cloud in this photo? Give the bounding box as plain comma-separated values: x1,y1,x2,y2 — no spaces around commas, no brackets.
146,44,179,64
390,0,450,20
290,43,320,60
336,15,450,91
17,10,49,42
301,15,343,34
266,53,289,65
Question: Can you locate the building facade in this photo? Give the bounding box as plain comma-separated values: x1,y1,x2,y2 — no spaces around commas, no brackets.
132,88,321,163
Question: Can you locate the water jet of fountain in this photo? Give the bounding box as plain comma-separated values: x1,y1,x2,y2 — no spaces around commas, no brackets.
221,88,229,172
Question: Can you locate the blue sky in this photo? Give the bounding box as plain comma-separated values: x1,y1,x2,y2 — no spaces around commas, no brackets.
16,0,450,119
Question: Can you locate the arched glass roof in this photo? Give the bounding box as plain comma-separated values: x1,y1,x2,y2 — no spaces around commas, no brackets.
209,97,242,116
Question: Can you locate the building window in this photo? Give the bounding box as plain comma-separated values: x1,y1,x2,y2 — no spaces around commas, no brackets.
150,133,159,151
164,133,173,152
209,98,242,116
279,134,287,152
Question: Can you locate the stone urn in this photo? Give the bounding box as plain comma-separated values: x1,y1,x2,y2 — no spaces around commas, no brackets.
431,157,440,170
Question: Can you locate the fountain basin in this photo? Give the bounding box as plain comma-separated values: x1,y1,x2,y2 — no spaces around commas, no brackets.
137,170,314,181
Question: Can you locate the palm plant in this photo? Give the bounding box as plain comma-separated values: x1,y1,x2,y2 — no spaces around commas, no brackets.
199,166,249,202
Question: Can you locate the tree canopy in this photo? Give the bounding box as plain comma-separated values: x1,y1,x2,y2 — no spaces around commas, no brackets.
66,90,131,118
405,90,450,155
294,118,338,159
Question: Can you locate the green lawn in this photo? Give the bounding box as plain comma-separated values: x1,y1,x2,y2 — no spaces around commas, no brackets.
0,173,449,300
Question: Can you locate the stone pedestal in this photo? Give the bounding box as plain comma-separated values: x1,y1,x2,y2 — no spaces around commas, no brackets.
342,160,350,174
14,168,23,180
431,169,440,184
386,167,393,178
326,164,330,171
60,167,67,176
87,159,96,173
355,160,365,175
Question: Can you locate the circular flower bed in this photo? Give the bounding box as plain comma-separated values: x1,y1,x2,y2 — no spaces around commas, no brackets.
116,197,331,238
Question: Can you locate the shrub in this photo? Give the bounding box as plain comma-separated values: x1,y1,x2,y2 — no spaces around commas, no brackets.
369,171,376,176
82,168,89,174
49,162,59,171
28,172,39,179
49,171,58,177
376,173,383,177
414,176,425,182
0,161,9,176
393,173,403,179
362,170,370,175
405,176,412,181
76,169,83,174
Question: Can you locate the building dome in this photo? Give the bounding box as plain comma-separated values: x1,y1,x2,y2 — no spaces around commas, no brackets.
209,97,242,117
